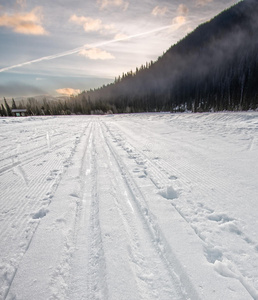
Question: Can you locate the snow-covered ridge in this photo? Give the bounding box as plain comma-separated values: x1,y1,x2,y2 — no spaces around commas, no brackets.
0,112,257,299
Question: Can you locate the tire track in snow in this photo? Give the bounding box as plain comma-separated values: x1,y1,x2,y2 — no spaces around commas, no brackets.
100,121,200,300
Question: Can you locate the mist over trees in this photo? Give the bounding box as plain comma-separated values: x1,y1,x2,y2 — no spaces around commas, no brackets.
1,0,258,116
76,0,258,114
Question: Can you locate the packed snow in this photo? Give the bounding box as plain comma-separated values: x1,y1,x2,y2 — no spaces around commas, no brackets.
0,112,258,300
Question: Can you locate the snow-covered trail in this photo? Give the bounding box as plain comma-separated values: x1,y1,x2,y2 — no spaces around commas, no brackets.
0,113,258,299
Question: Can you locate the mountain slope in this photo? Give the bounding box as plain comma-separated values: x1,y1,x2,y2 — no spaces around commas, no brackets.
79,0,258,113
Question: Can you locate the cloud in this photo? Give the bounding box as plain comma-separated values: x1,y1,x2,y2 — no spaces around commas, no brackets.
97,0,129,11
196,0,213,6
114,33,128,40
0,25,171,73
169,4,188,31
151,6,168,16
69,14,114,33
0,7,47,35
16,0,27,9
0,82,45,97
56,88,81,96
69,15,102,32
171,16,187,29
177,4,189,16
79,48,115,60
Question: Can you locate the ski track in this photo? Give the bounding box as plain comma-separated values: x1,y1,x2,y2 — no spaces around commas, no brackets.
0,113,257,300
99,122,198,300
69,122,188,300
103,113,258,299
85,124,109,299
48,121,94,300
0,117,90,300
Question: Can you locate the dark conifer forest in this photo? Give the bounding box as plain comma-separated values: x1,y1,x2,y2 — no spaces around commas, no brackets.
77,0,258,114
2,0,258,116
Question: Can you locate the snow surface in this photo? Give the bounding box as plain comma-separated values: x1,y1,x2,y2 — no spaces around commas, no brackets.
0,112,258,300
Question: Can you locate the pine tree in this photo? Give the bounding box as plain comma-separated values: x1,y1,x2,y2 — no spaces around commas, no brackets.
12,98,17,109
1,104,7,116
4,98,12,116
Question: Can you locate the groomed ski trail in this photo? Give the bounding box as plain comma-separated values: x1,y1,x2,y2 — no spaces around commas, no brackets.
1,114,256,300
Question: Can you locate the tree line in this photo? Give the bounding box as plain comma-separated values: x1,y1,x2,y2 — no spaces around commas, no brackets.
75,0,258,114
1,0,258,116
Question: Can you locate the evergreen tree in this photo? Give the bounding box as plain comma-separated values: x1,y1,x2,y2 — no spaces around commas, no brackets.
71,0,258,113
12,98,17,109
4,98,12,116
1,104,7,116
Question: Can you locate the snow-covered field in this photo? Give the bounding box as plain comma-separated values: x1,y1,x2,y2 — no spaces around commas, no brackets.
0,112,258,300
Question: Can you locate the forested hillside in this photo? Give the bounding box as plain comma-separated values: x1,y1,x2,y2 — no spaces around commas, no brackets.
76,0,258,113
2,0,258,116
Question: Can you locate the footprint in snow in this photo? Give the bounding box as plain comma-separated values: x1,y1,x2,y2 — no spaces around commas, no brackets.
32,208,49,219
158,186,178,200
207,213,234,224
138,174,147,178
138,170,147,178
69,193,79,198
204,245,223,264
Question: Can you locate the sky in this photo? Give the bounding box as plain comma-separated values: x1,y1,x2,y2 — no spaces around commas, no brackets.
0,0,240,99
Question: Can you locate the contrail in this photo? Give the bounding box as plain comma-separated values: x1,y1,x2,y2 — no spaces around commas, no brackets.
0,25,171,73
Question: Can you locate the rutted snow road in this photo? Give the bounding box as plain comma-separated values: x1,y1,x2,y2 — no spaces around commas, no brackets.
0,113,258,299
